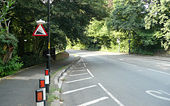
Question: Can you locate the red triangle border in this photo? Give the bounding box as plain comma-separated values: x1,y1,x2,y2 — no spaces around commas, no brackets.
32,24,48,36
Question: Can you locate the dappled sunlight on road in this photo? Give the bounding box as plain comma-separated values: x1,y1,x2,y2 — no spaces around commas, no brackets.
72,51,126,58
9,73,43,80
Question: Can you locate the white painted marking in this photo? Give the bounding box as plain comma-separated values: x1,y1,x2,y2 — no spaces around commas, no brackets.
43,88,46,100
45,75,49,84
63,85,97,95
78,97,109,106
66,77,92,84
72,67,85,70
147,69,170,76
72,70,86,73
87,69,94,77
82,59,86,67
98,83,124,106
69,73,88,77
37,102,44,106
146,90,170,101
159,90,170,96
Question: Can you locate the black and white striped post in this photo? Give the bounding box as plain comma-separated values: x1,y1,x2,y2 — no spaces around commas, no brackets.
45,69,50,93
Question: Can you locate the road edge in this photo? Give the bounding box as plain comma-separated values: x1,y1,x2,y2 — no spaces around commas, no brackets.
50,56,81,106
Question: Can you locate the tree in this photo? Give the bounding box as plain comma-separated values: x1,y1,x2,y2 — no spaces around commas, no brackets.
107,0,146,53
11,0,47,56
10,0,108,56
0,0,17,64
107,0,145,35
145,0,170,50
0,0,23,77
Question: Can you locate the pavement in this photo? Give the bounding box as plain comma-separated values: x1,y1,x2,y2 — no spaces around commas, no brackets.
0,55,76,106
60,50,170,106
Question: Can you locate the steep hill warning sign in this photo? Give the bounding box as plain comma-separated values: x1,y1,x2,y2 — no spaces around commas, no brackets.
33,24,48,36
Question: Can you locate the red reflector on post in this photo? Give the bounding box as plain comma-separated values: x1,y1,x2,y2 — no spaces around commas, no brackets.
36,89,43,102
37,92,43,101
39,79,45,88
45,69,49,75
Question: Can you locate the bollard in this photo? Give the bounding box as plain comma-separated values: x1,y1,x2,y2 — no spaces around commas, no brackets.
35,89,44,106
45,69,50,93
39,79,46,101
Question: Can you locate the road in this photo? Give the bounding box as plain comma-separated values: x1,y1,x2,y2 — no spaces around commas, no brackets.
62,50,170,106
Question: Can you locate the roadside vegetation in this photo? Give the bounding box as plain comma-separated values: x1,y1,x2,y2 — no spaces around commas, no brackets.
0,0,169,77
69,0,170,55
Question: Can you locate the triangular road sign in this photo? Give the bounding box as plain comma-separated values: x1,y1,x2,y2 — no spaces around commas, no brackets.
33,24,48,36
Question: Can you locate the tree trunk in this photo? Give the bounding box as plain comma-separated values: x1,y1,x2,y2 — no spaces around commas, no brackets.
3,45,14,64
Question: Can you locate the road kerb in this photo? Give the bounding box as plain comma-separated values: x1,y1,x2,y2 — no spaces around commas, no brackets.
51,56,81,106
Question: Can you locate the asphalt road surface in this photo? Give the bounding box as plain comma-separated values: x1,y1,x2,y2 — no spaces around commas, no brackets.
62,50,170,106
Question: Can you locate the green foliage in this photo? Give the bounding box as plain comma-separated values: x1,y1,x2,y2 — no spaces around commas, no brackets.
0,32,18,48
0,0,23,77
0,32,18,62
0,0,15,24
21,54,46,68
51,0,108,43
86,19,108,37
107,0,145,34
0,56,23,77
10,0,108,57
76,0,168,55
82,18,110,50
144,0,170,50
136,30,159,46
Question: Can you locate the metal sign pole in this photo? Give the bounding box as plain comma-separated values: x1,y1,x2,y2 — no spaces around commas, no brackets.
46,0,51,93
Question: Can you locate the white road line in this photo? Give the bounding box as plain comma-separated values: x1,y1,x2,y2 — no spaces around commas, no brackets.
69,73,88,77
159,90,170,96
72,70,86,72
78,97,109,106
147,68,170,76
146,90,170,101
82,59,86,68
98,83,124,106
65,77,92,84
72,67,85,70
87,69,94,77
63,85,97,95
83,63,86,68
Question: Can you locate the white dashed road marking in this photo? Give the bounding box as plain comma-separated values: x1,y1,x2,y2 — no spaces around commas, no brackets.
63,85,97,95
72,70,86,72
78,97,109,106
87,69,94,78
98,83,124,106
69,73,88,77
65,77,92,84
82,59,87,68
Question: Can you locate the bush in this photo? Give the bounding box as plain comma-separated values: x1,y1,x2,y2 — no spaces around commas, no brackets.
0,56,23,77
21,54,46,68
